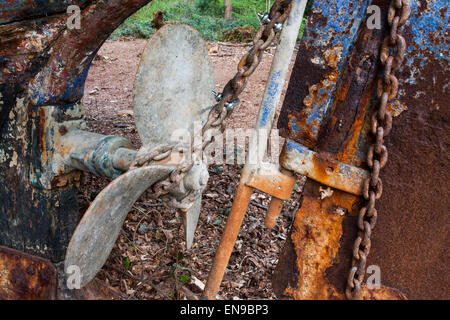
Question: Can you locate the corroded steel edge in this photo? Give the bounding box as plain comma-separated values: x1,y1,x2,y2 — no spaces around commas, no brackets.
0,245,57,300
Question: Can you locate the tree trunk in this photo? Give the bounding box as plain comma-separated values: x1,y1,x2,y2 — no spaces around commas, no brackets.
224,0,232,20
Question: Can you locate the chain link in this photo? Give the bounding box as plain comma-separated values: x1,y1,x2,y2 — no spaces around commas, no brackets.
131,0,293,207
346,0,410,300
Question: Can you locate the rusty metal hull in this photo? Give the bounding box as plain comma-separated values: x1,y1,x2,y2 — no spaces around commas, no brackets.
0,1,152,264
275,0,449,299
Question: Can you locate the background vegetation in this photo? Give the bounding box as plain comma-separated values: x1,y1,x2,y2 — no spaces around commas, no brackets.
112,0,313,41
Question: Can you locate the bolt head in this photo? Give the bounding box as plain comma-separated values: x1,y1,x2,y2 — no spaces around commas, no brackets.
274,23,283,33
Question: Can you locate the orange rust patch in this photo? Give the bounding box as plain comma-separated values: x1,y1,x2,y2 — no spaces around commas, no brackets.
336,115,366,166
245,168,296,201
303,71,339,109
310,152,340,185
0,246,56,300
51,171,81,188
323,46,343,69
284,184,349,300
284,181,407,300
359,285,407,300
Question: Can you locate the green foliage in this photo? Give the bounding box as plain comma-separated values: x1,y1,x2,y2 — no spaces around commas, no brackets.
122,256,131,270
112,0,312,42
179,274,190,284
196,0,223,16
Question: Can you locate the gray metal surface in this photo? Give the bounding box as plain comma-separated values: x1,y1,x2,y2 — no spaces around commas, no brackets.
172,157,209,249
183,197,202,250
133,23,214,251
133,23,216,148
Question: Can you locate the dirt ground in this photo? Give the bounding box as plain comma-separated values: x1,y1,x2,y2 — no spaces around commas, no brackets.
80,38,303,300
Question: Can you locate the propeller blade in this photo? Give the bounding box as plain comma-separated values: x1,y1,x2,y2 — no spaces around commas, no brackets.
133,23,215,149
65,165,174,288
133,23,215,248
183,196,202,250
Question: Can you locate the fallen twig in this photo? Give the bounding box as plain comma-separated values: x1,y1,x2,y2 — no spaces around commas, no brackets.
217,41,253,47
209,53,235,57
139,202,164,208
180,286,199,300
250,200,268,210
105,264,171,300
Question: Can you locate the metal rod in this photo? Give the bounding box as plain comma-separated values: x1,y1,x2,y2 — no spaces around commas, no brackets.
202,183,253,299
281,140,369,196
266,198,284,229
112,147,137,171
248,0,309,165
202,0,309,300
265,168,294,228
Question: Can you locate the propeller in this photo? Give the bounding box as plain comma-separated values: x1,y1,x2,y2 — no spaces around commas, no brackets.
65,24,215,288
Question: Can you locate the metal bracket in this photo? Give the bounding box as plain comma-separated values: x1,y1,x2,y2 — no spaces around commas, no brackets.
243,163,297,201
30,103,86,189
281,139,369,196
57,129,136,179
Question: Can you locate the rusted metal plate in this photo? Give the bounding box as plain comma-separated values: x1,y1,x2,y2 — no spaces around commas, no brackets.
0,100,80,262
65,165,174,288
275,0,449,299
274,180,406,300
366,0,449,297
28,0,154,107
0,245,57,300
278,0,373,150
133,23,215,148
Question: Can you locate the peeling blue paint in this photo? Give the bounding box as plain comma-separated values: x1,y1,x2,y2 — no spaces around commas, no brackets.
286,0,447,147
306,0,371,61
285,139,304,154
30,51,96,107
259,71,281,127
289,116,300,133
298,0,372,141
406,0,449,63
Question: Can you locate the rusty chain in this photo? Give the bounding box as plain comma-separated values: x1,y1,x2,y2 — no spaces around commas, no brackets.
345,0,411,300
131,0,293,205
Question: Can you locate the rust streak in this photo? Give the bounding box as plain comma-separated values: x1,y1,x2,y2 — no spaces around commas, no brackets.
284,181,407,300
